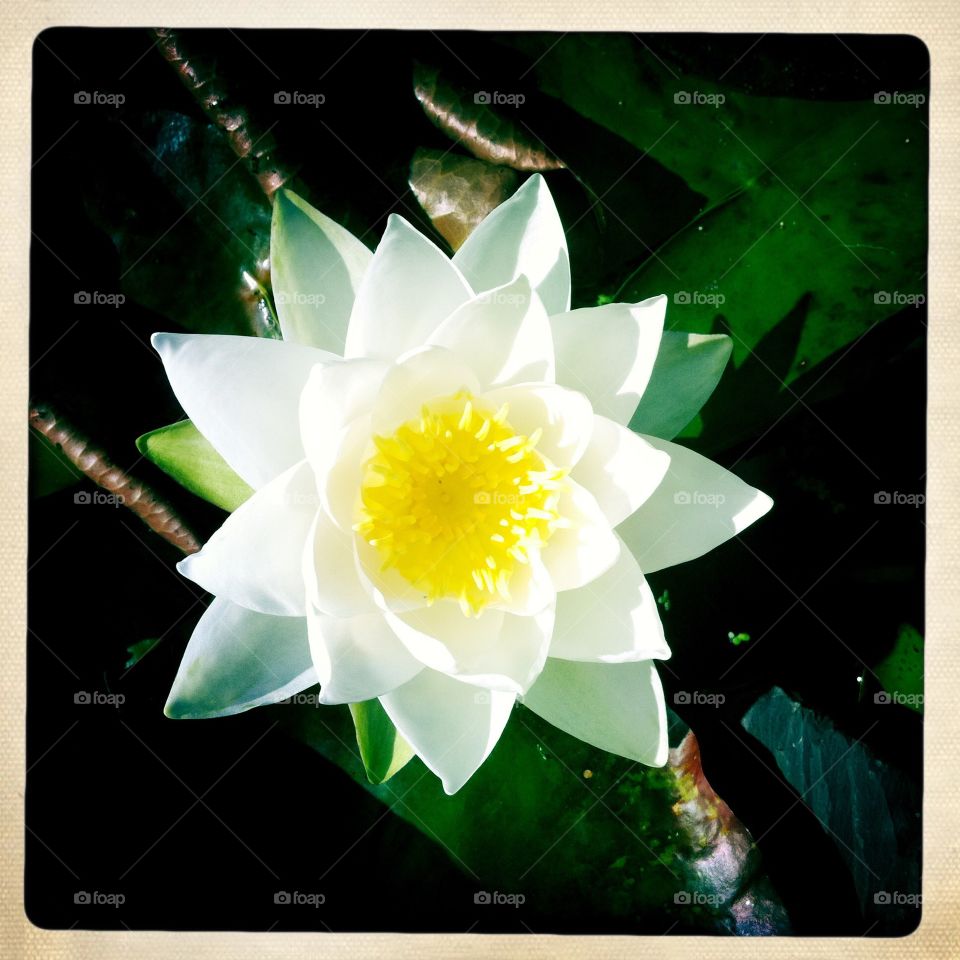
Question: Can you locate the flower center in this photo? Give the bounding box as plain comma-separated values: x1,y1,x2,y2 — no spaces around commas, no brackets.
356,391,566,616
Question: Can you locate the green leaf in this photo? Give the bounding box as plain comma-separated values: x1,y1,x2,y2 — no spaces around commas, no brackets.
348,699,416,785
514,34,926,394
29,428,82,498
873,624,924,713
136,420,253,513
277,702,788,931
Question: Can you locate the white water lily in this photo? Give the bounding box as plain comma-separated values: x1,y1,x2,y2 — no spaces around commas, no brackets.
155,174,772,794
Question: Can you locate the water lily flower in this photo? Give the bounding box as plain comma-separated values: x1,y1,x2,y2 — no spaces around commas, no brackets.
155,174,772,794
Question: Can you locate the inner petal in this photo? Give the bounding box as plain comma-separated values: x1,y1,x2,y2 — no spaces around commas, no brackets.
356,391,567,616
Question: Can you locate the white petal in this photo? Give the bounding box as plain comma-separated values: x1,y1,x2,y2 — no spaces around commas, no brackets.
302,506,372,617
453,174,570,316
270,189,372,353
152,333,333,489
322,414,373,532
617,435,773,574
306,607,422,705
572,416,671,527
490,550,556,617
177,461,317,617
370,346,482,435
164,597,315,719
426,275,554,388
522,658,668,766
549,536,670,663
344,215,473,361
379,669,516,794
541,479,620,592
630,331,732,439
481,382,593,469
386,602,553,694
550,296,666,425
299,357,386,497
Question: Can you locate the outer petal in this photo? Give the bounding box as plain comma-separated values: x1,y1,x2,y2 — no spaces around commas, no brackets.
541,479,620,592
385,602,553,694
164,597,315,719
549,536,671,663
271,189,372,353
177,460,317,617
379,669,516,794
344,215,473,361
370,346,482,434
306,607,422,705
453,173,570,316
550,296,666,425
481,382,594,470
630,331,733,439
618,436,773,574
522,658,668,766
152,333,333,489
426,275,555,388
572,415,671,527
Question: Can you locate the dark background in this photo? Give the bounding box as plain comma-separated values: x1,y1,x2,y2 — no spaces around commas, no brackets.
28,29,926,935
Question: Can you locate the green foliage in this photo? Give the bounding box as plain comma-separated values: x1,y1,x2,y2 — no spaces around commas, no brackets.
349,699,416,784
136,419,253,513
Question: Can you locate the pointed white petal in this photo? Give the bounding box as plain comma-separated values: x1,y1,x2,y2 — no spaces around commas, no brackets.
322,413,373,532
164,597,315,719
380,669,516,794
523,658,668,766
306,607,422,705
572,416,671,527
630,331,732,439
618,436,773,573
550,296,666,425
386,602,553,694
370,346,482,435
541,479,620,592
481,382,593,469
427,275,555,388
271,189,372,352
344,215,473,361
549,536,670,663
177,461,317,617
453,173,570,316
152,333,333,489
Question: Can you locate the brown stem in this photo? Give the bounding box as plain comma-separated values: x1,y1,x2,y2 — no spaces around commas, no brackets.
152,27,295,199
30,402,201,555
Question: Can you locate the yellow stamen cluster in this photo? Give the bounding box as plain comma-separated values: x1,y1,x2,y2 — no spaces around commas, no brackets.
356,391,566,615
